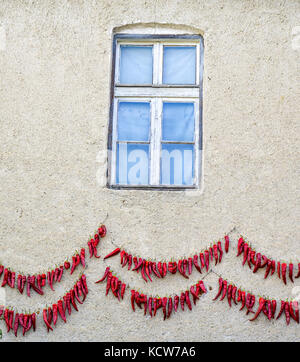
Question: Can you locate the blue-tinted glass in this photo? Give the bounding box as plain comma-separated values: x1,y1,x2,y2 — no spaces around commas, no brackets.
161,144,194,185
117,143,149,185
117,102,150,141
163,46,196,85
162,102,194,142
119,46,153,84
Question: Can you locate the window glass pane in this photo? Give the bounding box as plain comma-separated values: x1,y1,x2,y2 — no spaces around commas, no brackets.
163,46,196,85
161,144,194,185
119,46,153,84
162,102,194,142
117,102,150,141
117,143,149,185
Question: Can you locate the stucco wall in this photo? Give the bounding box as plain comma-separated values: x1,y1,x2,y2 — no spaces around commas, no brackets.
0,0,299,342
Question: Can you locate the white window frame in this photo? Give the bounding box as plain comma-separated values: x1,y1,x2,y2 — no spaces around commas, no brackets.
108,34,204,190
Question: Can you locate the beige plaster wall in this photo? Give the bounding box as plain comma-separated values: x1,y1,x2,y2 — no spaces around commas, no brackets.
0,0,299,341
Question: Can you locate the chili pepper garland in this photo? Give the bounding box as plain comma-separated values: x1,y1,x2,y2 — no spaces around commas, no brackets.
95,266,207,320
0,225,106,297
236,237,299,285
103,235,230,282
213,277,299,325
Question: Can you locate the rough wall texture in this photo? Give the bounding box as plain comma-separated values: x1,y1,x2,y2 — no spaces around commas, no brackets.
0,0,299,341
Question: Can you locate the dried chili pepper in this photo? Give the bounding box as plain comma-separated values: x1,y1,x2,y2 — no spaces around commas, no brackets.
127,254,133,270
185,291,192,311
239,291,246,311
1,268,8,287
131,290,135,312
217,241,223,263
284,302,290,325
253,253,261,273
277,261,281,279
174,295,179,312
276,300,286,320
295,263,300,279
70,289,79,311
31,313,36,331
140,260,148,283
95,267,110,283
105,272,112,295
220,280,228,301
132,257,143,272
264,260,272,279
178,260,188,279
92,240,100,258
204,250,209,271
43,308,53,332
80,248,86,268
289,263,294,283
281,263,287,285
190,285,199,304
162,297,168,320
193,255,202,273
98,224,107,238
148,297,153,317
271,300,277,319
231,286,237,305
242,243,249,266
168,261,177,274
104,248,120,260
237,237,244,256
120,283,126,299
145,261,152,282
180,292,185,311
227,284,232,307
58,300,67,323
250,297,265,321
289,301,299,324
213,278,223,301
224,235,230,253
188,258,193,274
122,252,128,268
53,304,58,326
199,253,205,269
209,247,214,262
167,297,173,319
197,280,207,294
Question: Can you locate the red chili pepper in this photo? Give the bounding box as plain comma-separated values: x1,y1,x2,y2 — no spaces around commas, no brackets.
95,267,110,283
58,266,64,283
53,304,58,326
231,286,237,305
145,261,152,282
132,257,143,272
174,295,179,312
58,300,67,323
120,283,126,299
271,300,277,319
220,280,227,301
264,260,272,279
224,235,230,253
237,289,242,303
185,291,192,311
199,253,205,269
246,294,255,315
64,261,70,270
104,247,120,260
74,283,83,304
242,243,249,266
197,280,207,294
65,292,72,315
43,309,53,332
1,268,8,287
217,241,223,263
237,237,244,256
162,262,167,278
190,285,200,304
277,261,281,279
213,278,223,301
167,297,173,319
168,262,177,274
130,290,135,312
4,309,10,332
178,260,188,279
180,292,185,311
247,248,252,269
188,258,193,275
122,252,128,268
289,301,299,324
270,260,276,276
80,248,86,268
193,255,202,273
87,240,93,258
289,263,294,283
213,244,219,265
204,250,209,271
239,291,246,311
14,313,19,337
31,313,36,332
26,275,31,297
105,272,112,295
98,224,107,238
132,256,139,272
0,265,3,279
227,284,232,307
250,297,265,321
17,274,22,294
54,268,59,282
148,297,153,317
70,289,78,311
140,260,148,283
78,280,87,301
143,295,148,315
151,262,161,278
295,263,300,279
281,263,287,285
209,247,214,262
9,272,15,288
276,300,286,320
284,302,290,325
127,254,133,270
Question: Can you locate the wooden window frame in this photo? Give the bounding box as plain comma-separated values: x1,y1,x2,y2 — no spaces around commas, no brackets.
107,34,204,190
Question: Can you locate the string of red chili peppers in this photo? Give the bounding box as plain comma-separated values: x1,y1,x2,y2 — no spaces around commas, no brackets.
0,274,89,337
212,274,299,326
0,225,107,297
103,235,231,282
237,236,300,285
95,266,208,320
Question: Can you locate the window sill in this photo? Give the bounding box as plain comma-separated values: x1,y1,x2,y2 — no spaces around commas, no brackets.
107,184,199,191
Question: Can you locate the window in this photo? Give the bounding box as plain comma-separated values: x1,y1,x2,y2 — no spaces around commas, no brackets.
108,34,203,189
